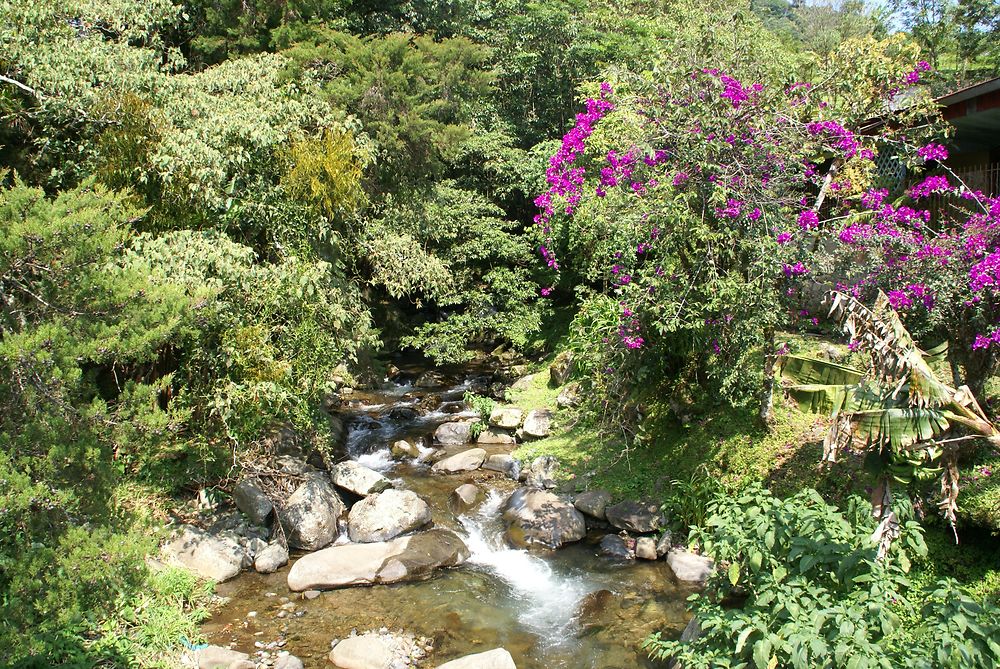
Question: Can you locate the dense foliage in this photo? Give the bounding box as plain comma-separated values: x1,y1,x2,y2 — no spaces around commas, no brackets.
2,0,999,664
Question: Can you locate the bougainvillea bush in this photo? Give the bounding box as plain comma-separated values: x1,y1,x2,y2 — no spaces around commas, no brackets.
535,33,1000,430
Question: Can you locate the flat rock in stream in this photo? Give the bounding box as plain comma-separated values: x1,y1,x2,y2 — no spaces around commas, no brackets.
431,448,486,473
436,648,517,669
190,645,249,669
434,421,475,445
348,489,432,543
667,549,715,585
449,483,481,512
287,528,469,591
482,454,519,479
331,460,393,496
502,488,586,549
476,429,516,445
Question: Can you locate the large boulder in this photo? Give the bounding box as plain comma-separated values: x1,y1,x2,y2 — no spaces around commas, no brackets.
434,421,474,445
521,409,553,438
489,406,523,429
573,489,612,520
436,648,517,669
232,477,273,526
605,500,663,533
431,448,486,474
502,488,586,549
348,489,432,543
524,455,558,489
254,543,289,574
162,527,246,582
331,460,393,496
279,474,345,551
549,350,574,386
287,528,469,591
667,549,715,585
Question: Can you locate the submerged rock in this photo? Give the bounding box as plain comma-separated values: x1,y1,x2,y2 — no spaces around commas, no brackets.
161,527,247,583
502,487,586,549
667,549,715,585
436,648,517,669
431,448,486,474
449,483,481,513
329,634,393,669
232,477,273,526
434,421,474,445
331,460,393,496
521,409,553,438
279,474,346,551
573,489,612,520
489,406,523,429
287,528,469,591
391,439,419,459
605,500,663,533
348,489,432,543
191,644,249,669
599,534,633,559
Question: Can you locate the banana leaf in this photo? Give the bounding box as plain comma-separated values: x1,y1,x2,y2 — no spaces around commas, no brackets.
780,355,863,386
853,407,952,450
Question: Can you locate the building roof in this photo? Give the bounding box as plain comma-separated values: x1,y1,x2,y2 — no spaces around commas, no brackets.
935,76,1000,154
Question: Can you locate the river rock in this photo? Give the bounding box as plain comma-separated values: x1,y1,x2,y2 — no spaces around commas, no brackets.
503,488,586,549
656,530,673,557
599,534,633,559
482,454,520,479
489,406,523,429
348,489,432,543
549,351,574,386
525,455,558,489
477,429,516,445
162,526,247,582
511,373,535,390
415,371,445,388
449,483,480,512
274,454,316,476
192,644,249,668
391,439,419,458
329,634,393,669
287,528,469,591
436,648,517,669
331,460,393,496
522,409,553,438
434,421,474,445
254,542,289,573
431,448,486,473
573,489,612,520
556,382,581,408
232,477,273,526
636,536,658,560
388,406,420,421
605,500,663,533
667,549,715,585
279,474,345,551
274,655,304,669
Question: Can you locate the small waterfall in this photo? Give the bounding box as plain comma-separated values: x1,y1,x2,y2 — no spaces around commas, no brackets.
458,491,593,647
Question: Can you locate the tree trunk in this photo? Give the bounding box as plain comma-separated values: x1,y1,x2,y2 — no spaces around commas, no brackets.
758,328,777,428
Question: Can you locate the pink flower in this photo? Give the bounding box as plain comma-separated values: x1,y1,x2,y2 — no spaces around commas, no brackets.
798,210,819,230
918,143,948,162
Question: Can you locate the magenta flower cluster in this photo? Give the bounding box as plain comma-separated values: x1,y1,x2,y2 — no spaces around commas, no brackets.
918,143,949,162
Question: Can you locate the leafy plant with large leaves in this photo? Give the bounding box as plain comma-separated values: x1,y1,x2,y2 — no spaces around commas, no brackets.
781,289,999,532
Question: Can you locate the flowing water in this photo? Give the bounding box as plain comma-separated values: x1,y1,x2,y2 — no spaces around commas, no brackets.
201,369,693,667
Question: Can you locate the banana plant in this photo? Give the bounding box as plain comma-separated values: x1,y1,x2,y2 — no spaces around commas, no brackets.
780,290,999,539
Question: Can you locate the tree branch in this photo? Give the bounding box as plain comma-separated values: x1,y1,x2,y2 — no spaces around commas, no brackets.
0,74,38,97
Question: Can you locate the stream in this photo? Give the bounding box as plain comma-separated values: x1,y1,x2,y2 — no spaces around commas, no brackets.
201,367,693,668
